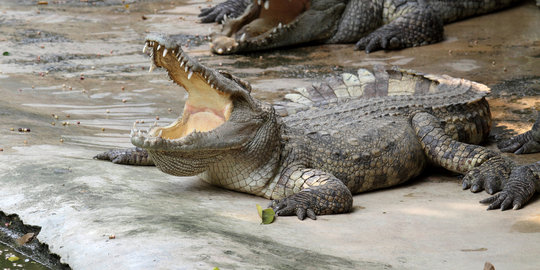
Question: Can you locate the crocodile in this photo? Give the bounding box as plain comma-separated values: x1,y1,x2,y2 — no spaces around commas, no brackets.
201,0,522,54
95,35,540,220
498,113,540,154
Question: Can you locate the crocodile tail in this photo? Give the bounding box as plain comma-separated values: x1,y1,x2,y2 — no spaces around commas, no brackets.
432,0,522,23
274,66,390,116
274,66,490,117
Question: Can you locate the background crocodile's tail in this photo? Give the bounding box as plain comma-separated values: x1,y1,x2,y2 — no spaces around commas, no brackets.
432,0,523,23
274,66,490,117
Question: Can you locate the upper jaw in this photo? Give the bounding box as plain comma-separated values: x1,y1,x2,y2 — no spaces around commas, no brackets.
131,34,257,150
211,0,311,54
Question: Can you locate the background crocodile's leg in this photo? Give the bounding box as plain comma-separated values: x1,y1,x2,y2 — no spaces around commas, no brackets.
269,166,353,220
199,0,250,23
498,113,540,154
411,112,537,210
94,147,154,166
354,1,444,53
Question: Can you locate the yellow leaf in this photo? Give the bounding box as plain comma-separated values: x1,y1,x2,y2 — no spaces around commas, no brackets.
256,204,263,218
8,256,20,262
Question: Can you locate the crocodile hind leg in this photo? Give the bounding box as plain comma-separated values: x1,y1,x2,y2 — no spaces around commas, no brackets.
94,147,154,166
481,161,540,210
411,112,538,209
268,166,353,220
354,3,444,53
498,114,540,154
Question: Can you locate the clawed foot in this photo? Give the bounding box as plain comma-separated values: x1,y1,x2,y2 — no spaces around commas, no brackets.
498,131,540,154
461,156,512,195
355,30,404,54
268,190,318,220
199,0,248,24
480,166,536,210
94,147,154,166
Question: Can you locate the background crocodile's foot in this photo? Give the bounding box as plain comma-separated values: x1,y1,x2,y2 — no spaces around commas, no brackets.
354,6,443,53
199,0,250,23
498,114,540,154
461,156,513,195
480,165,537,210
94,147,154,166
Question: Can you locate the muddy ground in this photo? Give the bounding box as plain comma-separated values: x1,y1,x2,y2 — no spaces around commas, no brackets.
0,0,539,269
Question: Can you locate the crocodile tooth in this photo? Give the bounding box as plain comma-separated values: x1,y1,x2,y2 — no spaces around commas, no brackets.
278,22,282,29
264,0,269,9
180,61,185,67
240,33,246,42
153,121,158,127
157,44,161,50
185,65,188,72
142,43,148,53
210,83,214,89
157,130,163,138
187,71,193,80
149,64,155,73
162,48,168,57
226,47,231,52
257,0,261,5
217,48,223,54
272,28,277,33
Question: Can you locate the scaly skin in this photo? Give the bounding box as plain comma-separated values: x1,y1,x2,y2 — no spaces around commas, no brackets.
205,0,522,54
96,35,539,220
498,113,540,154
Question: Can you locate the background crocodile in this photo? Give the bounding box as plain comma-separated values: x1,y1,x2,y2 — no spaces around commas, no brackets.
201,0,523,54
96,35,540,220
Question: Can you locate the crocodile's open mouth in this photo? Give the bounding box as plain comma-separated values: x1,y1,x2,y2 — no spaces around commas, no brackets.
132,37,233,146
212,0,311,54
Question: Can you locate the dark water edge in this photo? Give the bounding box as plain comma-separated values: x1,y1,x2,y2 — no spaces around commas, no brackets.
0,242,50,270
0,212,70,270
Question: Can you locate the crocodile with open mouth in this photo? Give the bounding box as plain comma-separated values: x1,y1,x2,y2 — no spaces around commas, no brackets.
95,35,540,220
201,0,522,54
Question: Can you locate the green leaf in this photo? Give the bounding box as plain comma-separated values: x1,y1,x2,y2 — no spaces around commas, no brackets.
256,204,275,224
213,267,220,270
261,208,275,224
2,52,9,56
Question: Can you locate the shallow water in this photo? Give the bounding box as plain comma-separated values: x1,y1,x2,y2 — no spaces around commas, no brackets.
0,242,49,270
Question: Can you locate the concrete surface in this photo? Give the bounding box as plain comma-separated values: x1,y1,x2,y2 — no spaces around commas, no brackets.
0,0,539,269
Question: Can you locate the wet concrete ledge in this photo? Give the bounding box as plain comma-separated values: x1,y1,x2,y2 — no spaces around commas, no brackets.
0,0,539,269
0,211,71,270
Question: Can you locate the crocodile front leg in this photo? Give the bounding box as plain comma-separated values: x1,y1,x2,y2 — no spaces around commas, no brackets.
411,112,538,210
498,114,540,154
354,3,444,53
94,147,154,166
269,166,353,220
199,0,250,23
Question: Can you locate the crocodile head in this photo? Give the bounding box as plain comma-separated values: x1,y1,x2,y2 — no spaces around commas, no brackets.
132,34,276,176
211,0,346,54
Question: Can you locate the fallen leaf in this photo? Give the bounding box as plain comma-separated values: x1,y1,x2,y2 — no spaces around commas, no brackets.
261,208,275,224
16,232,35,246
8,256,20,262
256,204,275,224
